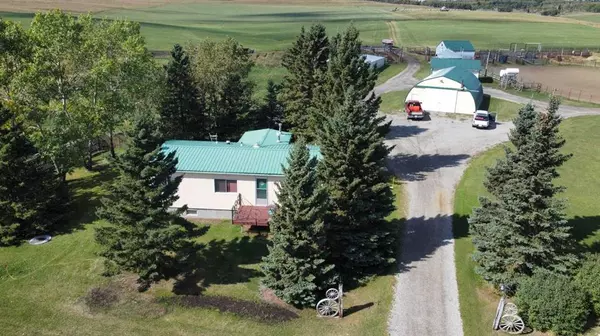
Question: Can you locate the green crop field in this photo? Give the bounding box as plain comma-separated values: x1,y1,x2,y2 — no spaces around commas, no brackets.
2,1,600,52
453,116,600,335
566,13,600,23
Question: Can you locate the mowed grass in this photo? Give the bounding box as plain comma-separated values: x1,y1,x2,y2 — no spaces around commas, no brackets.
566,13,600,23
375,63,408,85
484,82,600,108
0,153,404,336
379,90,409,114
453,116,600,336
478,94,524,122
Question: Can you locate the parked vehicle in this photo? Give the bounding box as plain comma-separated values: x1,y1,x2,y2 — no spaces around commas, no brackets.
472,110,492,129
405,100,425,120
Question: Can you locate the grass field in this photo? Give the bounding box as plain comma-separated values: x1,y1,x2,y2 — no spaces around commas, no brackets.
2,1,600,52
453,116,600,335
566,13,600,23
0,154,405,336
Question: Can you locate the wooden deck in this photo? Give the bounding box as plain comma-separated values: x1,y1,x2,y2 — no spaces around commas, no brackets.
232,205,272,227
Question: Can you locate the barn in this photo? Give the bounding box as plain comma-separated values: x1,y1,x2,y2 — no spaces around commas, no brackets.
405,66,483,115
362,54,386,69
435,40,475,59
430,57,482,78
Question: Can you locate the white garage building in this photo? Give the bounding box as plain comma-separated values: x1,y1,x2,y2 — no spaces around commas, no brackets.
405,66,484,115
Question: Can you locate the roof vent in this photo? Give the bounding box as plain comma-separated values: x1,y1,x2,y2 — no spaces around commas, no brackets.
253,142,260,148
226,140,231,144
277,123,282,143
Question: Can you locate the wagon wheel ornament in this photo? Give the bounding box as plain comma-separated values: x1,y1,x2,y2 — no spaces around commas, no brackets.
316,298,340,317
503,302,518,316
499,314,525,334
326,288,339,300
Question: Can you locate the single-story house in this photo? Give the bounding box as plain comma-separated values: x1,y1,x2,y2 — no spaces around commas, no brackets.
362,54,386,69
405,66,484,115
436,40,476,59
162,128,320,227
430,57,482,77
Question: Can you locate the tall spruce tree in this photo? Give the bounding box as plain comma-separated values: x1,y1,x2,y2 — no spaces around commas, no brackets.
261,140,334,307
96,115,189,291
253,80,283,129
308,24,381,142
317,88,396,282
279,24,329,137
0,105,64,245
470,97,577,287
159,44,204,140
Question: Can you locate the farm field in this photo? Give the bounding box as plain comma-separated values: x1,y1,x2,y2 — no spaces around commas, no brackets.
453,115,600,335
0,154,404,336
1,1,600,52
566,13,600,23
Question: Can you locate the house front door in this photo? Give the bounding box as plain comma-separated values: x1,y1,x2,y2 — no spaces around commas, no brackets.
256,178,268,206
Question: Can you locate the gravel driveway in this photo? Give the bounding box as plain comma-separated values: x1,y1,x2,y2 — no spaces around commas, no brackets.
379,63,600,336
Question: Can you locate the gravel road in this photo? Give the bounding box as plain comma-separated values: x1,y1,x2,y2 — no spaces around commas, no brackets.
373,55,419,95
379,63,600,336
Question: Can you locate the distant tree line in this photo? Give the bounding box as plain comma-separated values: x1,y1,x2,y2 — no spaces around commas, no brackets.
372,0,600,14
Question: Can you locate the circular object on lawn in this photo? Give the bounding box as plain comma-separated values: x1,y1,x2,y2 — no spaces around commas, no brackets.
28,235,52,245
326,288,340,300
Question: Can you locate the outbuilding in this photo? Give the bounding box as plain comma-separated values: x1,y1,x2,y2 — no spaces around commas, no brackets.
405,66,483,115
436,40,475,59
430,57,482,77
362,54,386,69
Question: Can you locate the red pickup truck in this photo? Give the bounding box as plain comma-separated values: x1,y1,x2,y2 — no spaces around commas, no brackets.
405,100,424,120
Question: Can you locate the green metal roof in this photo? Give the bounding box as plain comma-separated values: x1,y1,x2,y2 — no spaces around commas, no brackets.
162,129,320,176
441,40,475,52
238,129,292,146
418,66,483,107
430,58,481,72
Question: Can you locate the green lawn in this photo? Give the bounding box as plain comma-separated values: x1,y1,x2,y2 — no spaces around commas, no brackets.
413,58,431,80
566,13,600,23
0,153,404,336
248,65,288,98
453,116,600,336
478,94,524,122
379,90,409,114
375,63,408,85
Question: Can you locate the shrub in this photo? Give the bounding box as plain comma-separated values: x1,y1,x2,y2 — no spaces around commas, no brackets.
84,286,120,310
541,8,560,16
576,254,600,316
516,270,590,336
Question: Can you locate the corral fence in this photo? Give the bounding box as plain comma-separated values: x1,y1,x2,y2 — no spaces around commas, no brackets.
477,47,600,68
361,45,407,63
487,69,599,104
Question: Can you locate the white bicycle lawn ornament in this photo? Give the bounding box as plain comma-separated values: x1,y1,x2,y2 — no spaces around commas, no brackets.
493,284,525,334
316,284,343,318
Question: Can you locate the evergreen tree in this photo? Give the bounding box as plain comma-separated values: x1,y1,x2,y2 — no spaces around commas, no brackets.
159,44,204,140
96,115,189,291
470,97,577,287
279,24,329,137
308,24,381,142
318,88,396,282
253,80,283,129
0,105,65,245
261,140,334,307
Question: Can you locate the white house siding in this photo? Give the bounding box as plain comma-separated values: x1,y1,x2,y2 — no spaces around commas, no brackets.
435,43,475,60
171,172,282,219
406,79,476,115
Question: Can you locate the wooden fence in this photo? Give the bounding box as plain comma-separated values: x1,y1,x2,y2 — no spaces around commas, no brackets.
487,70,599,104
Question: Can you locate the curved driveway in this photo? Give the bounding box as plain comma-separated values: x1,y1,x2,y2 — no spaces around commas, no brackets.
379,63,600,336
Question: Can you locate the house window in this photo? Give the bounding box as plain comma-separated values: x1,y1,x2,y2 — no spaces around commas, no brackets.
215,179,237,192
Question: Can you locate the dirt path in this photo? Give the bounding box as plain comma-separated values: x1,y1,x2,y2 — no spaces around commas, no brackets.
386,21,400,46
377,72,600,336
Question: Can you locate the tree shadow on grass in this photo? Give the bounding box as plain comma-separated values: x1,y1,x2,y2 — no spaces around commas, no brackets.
174,235,269,295
568,215,600,253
